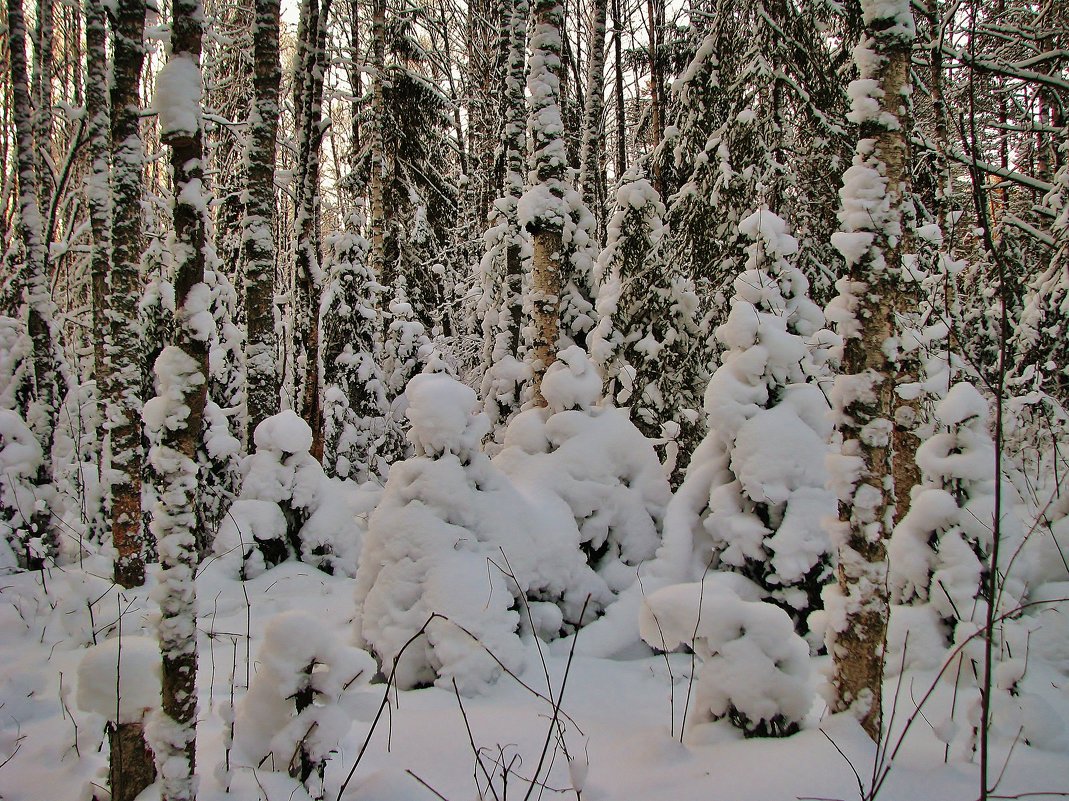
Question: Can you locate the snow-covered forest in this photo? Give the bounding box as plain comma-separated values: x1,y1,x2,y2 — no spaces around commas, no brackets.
0,0,1067,798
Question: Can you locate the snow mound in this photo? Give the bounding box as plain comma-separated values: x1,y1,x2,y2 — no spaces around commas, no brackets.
641,581,813,737
542,345,602,413
77,635,161,723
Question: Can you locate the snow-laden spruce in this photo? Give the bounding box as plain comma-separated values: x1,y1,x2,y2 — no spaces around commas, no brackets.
354,373,603,693
378,282,455,467
640,578,814,737
320,222,392,483
214,410,367,578
354,367,667,694
496,346,670,600
658,211,836,636
590,168,704,486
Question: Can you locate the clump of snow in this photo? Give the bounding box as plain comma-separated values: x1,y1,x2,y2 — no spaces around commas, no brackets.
541,345,603,413
154,55,202,139
253,409,313,455
76,635,161,723
640,580,813,737
406,373,490,458
354,370,672,694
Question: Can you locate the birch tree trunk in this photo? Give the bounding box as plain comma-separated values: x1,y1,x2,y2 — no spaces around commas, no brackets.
109,0,149,590
826,0,916,742
148,1,210,797
292,0,332,460
369,0,387,286
6,0,63,568
527,0,569,405
578,0,608,204
243,0,282,443
611,0,627,179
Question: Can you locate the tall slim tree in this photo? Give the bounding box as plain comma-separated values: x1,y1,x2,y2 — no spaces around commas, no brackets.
292,0,333,460
101,1,159,795
578,0,608,211
5,0,64,568
479,0,530,437
243,0,282,443
84,0,111,550
147,0,210,796
524,0,598,405
824,0,917,742
109,0,150,590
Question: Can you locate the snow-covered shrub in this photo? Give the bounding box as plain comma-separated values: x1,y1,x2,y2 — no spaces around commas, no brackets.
235,611,374,798
658,211,835,634
888,382,1030,644
50,380,105,551
379,283,453,467
497,346,670,597
354,373,604,694
0,408,57,570
640,579,813,737
0,316,32,414
215,411,364,578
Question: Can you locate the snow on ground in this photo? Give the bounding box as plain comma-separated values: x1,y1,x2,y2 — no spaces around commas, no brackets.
1,550,1067,801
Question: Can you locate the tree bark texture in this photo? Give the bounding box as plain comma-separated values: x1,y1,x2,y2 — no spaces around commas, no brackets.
110,721,157,801
578,0,608,206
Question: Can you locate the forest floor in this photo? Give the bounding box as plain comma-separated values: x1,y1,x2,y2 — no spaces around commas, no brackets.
1,556,1067,801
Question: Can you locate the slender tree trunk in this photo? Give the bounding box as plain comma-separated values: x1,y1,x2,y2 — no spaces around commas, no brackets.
827,0,916,742
612,0,626,178
109,0,149,591
7,0,63,568
348,0,362,164
105,0,158,791
244,0,282,443
151,1,209,798
578,0,608,203
85,0,111,548
86,0,110,401
369,0,387,285
528,0,568,405
31,0,55,199
645,0,663,193
292,0,332,460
